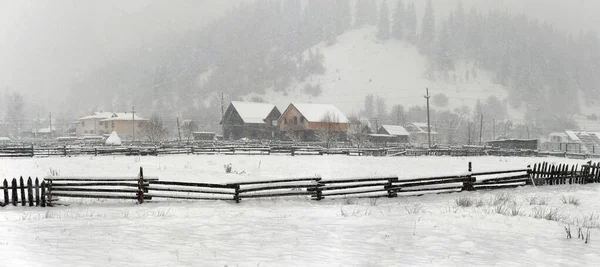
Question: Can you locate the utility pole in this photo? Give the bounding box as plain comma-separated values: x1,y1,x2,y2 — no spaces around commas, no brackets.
132,106,135,143
219,92,225,135
479,113,483,145
49,112,53,139
526,125,530,139
176,117,182,143
424,88,431,148
492,117,496,141
374,117,379,131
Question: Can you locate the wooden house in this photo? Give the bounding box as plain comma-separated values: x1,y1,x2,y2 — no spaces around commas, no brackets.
220,101,281,140
279,103,349,141
374,125,410,143
405,122,437,145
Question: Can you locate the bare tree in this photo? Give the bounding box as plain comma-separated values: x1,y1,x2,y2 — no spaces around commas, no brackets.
4,92,24,138
347,117,369,149
139,114,168,144
181,120,199,144
283,124,305,145
315,112,340,149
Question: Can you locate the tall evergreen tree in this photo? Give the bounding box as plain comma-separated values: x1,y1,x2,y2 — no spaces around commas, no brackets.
354,0,368,27
377,1,391,40
391,0,406,40
404,2,417,44
420,0,436,55
366,0,378,25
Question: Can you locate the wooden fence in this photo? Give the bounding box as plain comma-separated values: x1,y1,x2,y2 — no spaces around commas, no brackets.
3,161,600,207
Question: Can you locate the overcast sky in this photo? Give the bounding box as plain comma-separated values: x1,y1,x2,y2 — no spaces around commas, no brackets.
1,0,598,112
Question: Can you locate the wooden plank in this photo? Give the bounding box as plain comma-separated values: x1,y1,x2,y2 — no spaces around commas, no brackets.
51,182,145,187
27,177,34,207
398,186,462,193
146,194,234,201
239,191,313,198
138,187,235,195
152,181,235,189
477,174,530,183
3,179,8,206
11,178,17,206
51,193,139,199
230,177,321,186
317,182,389,191
322,188,388,197
317,177,397,184
40,181,46,207
478,178,528,185
45,177,159,181
35,178,40,206
51,187,140,193
474,183,525,190
20,177,26,206
391,177,472,189
238,184,315,193
471,169,529,176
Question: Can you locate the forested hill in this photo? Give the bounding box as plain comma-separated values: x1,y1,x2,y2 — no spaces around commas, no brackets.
66,0,600,131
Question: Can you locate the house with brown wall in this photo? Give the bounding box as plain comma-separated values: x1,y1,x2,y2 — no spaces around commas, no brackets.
279,103,349,141
220,101,281,140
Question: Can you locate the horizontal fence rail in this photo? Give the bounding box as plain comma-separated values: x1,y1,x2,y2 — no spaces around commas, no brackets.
4,142,600,159
3,161,600,208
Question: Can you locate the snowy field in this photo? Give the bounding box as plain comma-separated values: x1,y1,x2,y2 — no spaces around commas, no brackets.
2,155,600,266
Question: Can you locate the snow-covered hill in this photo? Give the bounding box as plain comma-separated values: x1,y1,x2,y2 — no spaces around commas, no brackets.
249,27,522,120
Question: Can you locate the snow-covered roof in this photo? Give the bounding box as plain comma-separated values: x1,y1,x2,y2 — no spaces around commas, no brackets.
100,113,147,122
565,131,580,142
230,101,277,124
407,122,437,134
78,112,147,122
289,103,349,123
77,112,114,120
380,125,409,136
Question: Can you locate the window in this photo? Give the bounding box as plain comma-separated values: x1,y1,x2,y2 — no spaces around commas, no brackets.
272,120,277,126
293,117,298,124
82,121,85,127
300,116,305,123
284,118,288,124
111,121,115,128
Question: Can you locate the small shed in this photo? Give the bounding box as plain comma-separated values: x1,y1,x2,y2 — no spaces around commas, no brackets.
377,125,410,143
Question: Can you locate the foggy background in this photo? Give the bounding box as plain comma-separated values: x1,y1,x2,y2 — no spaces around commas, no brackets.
2,0,600,140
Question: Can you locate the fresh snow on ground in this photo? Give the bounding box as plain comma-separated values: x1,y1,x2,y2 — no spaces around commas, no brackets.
1,155,599,266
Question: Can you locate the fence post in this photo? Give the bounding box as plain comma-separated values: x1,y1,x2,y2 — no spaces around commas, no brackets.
47,181,53,207
234,185,241,203
27,177,34,206
386,177,398,198
11,178,17,206
94,148,98,156
30,144,34,157
463,162,475,191
137,167,145,204
35,178,40,206
3,179,8,206
20,177,26,206
40,181,46,207
63,145,67,157
526,165,536,187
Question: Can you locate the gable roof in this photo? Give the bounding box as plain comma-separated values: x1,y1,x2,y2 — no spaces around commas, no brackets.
407,122,437,134
77,112,115,120
226,101,278,124
287,103,349,123
100,113,147,122
380,125,409,136
78,112,147,122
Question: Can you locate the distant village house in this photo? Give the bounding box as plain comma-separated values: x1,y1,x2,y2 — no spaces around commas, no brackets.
370,125,410,143
279,103,349,141
405,122,437,145
75,112,147,140
220,101,281,140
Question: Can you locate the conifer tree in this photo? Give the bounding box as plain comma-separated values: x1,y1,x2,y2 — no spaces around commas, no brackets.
391,0,406,40
377,1,391,40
